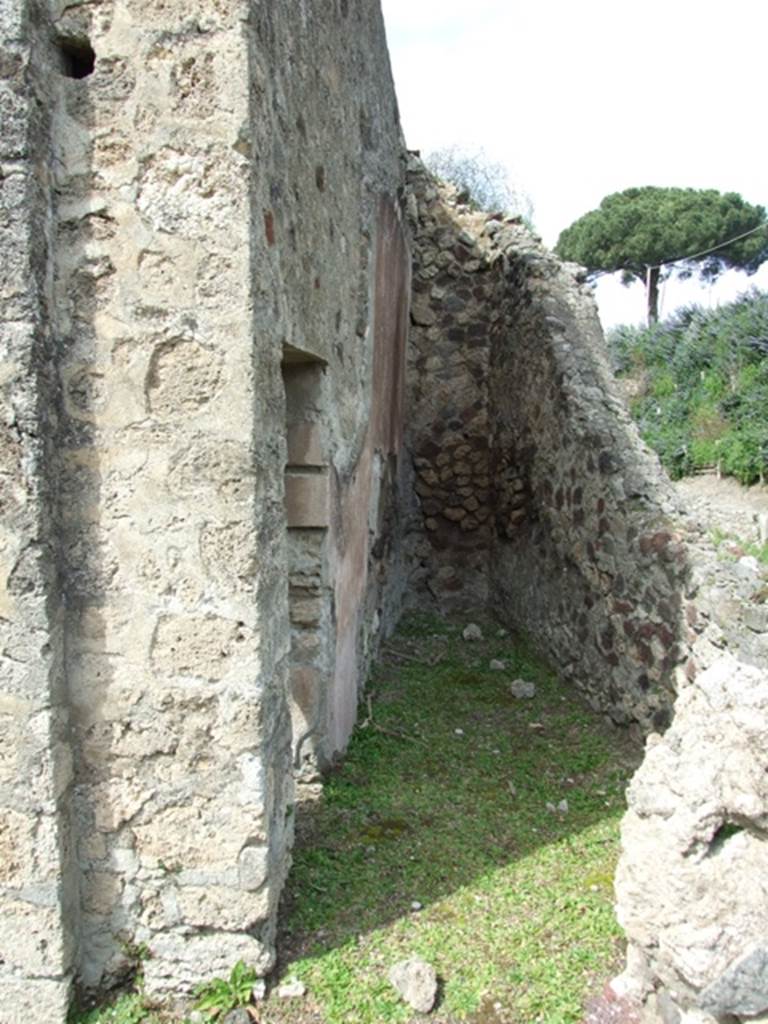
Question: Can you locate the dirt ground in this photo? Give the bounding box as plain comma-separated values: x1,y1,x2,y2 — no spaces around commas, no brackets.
673,472,768,542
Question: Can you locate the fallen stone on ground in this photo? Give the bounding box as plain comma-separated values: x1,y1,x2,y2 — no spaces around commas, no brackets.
222,1009,250,1024
509,678,536,699
463,623,483,641
616,653,768,1022
388,957,438,1013
276,978,307,999
582,981,641,1023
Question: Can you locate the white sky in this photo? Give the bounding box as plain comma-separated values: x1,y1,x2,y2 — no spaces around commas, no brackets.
380,0,768,327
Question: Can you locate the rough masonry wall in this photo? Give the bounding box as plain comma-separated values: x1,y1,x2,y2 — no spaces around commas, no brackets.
0,2,77,1017
405,160,690,730
404,164,497,608
487,233,691,730
405,160,768,1024
249,1,409,770
49,0,289,999
1,0,409,1017
614,529,768,1023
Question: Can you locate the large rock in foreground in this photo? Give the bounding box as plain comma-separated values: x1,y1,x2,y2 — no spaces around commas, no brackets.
615,654,768,1023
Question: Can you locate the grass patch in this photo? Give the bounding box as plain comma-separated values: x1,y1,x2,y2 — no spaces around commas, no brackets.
263,613,640,1024
711,526,768,565
70,992,163,1024
69,613,639,1024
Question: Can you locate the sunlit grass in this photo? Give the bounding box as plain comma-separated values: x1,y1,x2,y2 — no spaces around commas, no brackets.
70,613,637,1024
263,613,639,1024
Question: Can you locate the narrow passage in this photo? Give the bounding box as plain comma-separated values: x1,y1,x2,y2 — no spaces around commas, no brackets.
262,613,641,1024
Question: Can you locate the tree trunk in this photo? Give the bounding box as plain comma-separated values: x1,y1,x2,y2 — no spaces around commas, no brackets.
646,265,660,325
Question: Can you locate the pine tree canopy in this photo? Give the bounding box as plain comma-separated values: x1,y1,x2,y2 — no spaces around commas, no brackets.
555,186,768,284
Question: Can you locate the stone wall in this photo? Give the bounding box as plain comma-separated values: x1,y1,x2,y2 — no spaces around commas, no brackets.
47,0,291,996
404,167,498,608
404,159,690,730
1,0,409,1016
614,524,768,1024
0,1,77,1017
4,5,768,1022
486,231,693,730
405,159,768,1024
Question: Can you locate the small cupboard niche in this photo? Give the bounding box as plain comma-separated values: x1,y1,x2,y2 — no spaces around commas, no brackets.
281,344,332,779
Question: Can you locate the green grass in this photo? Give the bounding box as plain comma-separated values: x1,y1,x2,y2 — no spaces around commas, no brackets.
710,526,768,565
262,613,639,1024
70,992,162,1024
71,613,639,1024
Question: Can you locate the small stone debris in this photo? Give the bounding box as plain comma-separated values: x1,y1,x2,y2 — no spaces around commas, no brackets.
462,623,483,641
389,957,439,1013
252,979,267,1002
546,799,569,815
583,981,642,1023
454,728,464,736
221,1010,251,1024
276,978,307,999
509,678,536,699
736,555,760,576
507,781,517,796
489,659,505,671
411,900,423,911
528,721,545,731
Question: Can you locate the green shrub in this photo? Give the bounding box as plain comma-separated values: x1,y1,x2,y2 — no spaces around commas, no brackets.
608,290,768,483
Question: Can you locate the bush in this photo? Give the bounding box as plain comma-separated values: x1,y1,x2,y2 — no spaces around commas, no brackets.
424,145,533,223
607,290,768,484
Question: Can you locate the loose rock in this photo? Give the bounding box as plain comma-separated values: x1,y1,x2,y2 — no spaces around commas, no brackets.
222,1010,250,1024
616,654,768,1020
489,659,505,671
276,978,307,999
510,678,536,699
463,623,483,641
388,957,438,1013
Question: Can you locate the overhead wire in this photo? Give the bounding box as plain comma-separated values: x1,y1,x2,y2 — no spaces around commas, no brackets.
648,221,768,271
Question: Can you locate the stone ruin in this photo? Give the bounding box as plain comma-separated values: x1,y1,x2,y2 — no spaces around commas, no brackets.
1,1,767,1021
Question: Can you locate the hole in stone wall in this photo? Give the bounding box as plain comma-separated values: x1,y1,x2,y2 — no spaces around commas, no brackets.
57,36,96,79
706,820,745,857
